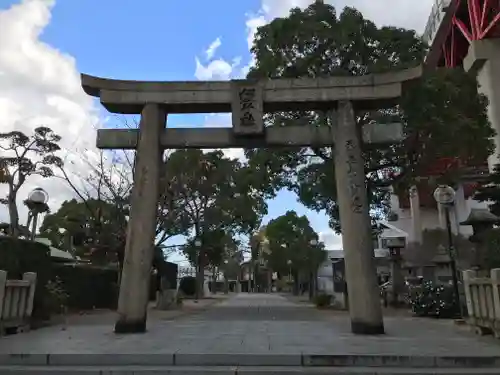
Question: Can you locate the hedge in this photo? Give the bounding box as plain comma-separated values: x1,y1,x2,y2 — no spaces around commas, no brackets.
55,261,178,310
158,261,178,290
52,263,119,310
0,237,180,314
0,236,52,320
179,276,196,296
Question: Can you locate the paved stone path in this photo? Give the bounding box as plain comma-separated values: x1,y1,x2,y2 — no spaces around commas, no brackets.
0,293,499,356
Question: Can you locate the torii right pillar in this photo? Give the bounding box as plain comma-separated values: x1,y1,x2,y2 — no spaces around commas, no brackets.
464,39,500,170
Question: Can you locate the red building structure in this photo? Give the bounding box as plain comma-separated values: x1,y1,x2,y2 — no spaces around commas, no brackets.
400,0,499,206
425,0,500,68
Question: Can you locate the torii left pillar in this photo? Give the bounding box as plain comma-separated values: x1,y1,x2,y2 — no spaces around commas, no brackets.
115,104,166,333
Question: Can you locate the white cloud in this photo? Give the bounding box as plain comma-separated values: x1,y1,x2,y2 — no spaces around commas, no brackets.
0,0,100,228
194,56,243,81
242,0,435,76
252,0,434,33
194,41,246,161
205,37,222,60
319,230,343,250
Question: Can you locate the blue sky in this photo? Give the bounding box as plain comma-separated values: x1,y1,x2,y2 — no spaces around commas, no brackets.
0,0,345,264
0,0,435,263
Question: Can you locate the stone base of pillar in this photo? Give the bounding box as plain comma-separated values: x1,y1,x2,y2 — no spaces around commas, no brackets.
114,317,147,334
351,321,385,335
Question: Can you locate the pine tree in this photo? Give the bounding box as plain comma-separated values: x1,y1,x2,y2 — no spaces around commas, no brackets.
474,164,500,216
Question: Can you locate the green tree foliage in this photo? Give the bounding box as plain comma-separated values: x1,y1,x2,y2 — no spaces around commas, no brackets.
479,229,500,270
264,210,326,278
474,163,500,217
182,229,238,269
39,199,128,259
246,2,493,231
52,146,192,270
472,165,500,269
0,127,63,237
165,149,267,237
165,149,268,296
39,198,173,269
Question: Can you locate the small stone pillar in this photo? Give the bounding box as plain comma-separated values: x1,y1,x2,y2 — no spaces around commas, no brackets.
464,39,500,171
332,101,384,335
389,248,404,306
115,104,166,334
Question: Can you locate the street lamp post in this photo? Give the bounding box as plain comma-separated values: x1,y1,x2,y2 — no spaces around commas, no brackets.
433,185,463,318
26,188,49,241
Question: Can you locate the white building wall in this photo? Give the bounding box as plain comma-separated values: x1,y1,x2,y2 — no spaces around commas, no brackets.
388,184,488,242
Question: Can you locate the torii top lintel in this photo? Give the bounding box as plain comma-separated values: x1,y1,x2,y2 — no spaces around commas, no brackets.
81,66,422,115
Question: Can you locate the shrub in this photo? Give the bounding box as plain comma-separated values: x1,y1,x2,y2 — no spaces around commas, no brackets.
45,276,69,315
53,263,118,310
0,237,52,320
314,293,332,308
409,281,459,319
179,276,196,296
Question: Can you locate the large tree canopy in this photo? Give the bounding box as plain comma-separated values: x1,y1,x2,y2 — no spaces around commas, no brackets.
246,2,493,231
165,149,268,239
264,210,325,277
39,198,128,259
165,149,268,296
474,164,500,217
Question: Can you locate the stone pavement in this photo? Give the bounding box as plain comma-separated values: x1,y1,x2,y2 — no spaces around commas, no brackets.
54,295,228,326
0,293,498,358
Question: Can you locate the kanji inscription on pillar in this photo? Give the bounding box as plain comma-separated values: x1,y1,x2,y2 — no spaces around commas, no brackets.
345,139,363,214
231,80,264,135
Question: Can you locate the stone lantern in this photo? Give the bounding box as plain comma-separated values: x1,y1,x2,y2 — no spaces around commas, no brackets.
460,208,500,240
460,208,500,269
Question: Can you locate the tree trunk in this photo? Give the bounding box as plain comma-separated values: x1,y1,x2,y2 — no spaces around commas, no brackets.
293,270,299,296
8,193,19,238
314,270,318,297
212,266,217,294
224,275,229,294
308,271,314,300
195,251,205,300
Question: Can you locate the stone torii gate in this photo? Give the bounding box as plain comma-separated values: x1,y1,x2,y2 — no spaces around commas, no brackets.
81,66,422,335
